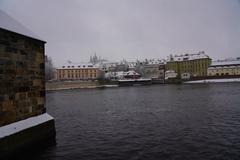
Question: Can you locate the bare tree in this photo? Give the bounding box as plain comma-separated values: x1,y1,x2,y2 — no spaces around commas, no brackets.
45,55,55,81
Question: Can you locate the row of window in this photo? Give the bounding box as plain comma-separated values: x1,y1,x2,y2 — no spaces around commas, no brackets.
59,73,97,79
58,69,97,73
208,72,240,76
208,68,240,72
62,65,93,68
167,63,209,70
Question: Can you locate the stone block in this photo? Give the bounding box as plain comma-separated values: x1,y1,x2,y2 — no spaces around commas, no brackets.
0,29,45,127
2,100,14,111
33,79,41,86
37,97,44,105
0,95,4,102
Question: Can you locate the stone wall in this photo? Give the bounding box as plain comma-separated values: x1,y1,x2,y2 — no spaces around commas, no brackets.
46,81,100,91
0,28,46,126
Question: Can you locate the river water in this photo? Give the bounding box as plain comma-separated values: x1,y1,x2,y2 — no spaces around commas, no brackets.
29,84,240,160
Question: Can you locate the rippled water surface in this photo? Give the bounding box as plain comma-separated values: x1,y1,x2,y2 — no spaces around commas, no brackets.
33,84,240,160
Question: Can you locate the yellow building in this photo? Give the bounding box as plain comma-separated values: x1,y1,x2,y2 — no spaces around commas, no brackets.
208,59,240,76
56,63,101,80
166,51,211,78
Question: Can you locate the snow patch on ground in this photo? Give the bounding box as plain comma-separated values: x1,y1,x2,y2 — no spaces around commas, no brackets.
184,78,240,84
0,113,54,138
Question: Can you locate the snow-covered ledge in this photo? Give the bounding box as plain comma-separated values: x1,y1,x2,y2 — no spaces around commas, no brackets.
184,78,240,84
0,113,54,138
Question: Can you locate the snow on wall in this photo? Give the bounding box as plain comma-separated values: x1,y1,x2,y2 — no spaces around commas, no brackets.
184,78,240,84
0,113,54,138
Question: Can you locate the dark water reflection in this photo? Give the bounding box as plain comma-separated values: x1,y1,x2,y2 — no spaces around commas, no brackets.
30,84,240,160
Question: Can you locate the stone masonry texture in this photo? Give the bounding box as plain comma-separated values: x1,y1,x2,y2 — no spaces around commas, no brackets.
0,28,46,127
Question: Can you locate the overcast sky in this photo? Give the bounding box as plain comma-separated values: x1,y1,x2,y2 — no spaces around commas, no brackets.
0,0,240,65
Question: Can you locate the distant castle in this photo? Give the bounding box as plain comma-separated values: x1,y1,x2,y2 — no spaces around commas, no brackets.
89,53,107,65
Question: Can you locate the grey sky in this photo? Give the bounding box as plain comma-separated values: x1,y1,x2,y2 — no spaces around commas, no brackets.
0,0,240,65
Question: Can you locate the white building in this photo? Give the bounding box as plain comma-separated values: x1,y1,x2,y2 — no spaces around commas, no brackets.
181,73,191,80
208,58,240,76
98,62,118,73
165,70,178,80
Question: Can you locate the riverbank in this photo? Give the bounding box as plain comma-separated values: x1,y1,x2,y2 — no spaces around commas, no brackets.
46,81,101,91
46,80,122,91
46,77,240,91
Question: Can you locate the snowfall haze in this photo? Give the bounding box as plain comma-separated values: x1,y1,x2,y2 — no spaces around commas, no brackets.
0,0,240,65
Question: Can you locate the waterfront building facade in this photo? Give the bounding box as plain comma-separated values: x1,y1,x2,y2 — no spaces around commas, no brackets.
144,63,165,79
56,63,101,80
98,62,118,73
207,58,240,76
166,51,211,78
134,59,165,79
165,70,178,80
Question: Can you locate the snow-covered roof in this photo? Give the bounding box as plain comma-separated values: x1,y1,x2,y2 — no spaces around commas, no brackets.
137,59,166,65
148,59,165,64
0,10,44,42
210,58,240,66
58,62,98,69
125,70,140,76
167,51,210,62
127,62,136,68
208,66,238,69
98,62,118,68
111,71,140,77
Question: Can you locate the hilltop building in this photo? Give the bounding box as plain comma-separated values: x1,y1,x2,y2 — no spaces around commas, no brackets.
166,51,211,79
56,62,101,80
89,53,107,65
97,61,117,73
208,58,240,76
